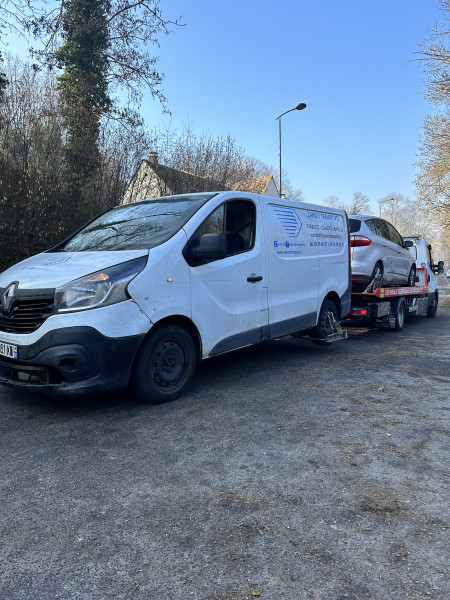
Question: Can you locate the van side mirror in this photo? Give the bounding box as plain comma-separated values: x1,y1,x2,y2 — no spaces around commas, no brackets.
404,240,413,247
191,233,227,261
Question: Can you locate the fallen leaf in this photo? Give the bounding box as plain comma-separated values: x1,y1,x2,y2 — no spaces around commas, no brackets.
252,589,261,597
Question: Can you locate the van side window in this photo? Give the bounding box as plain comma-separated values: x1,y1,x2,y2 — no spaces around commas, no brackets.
184,200,256,266
225,200,255,254
198,205,224,237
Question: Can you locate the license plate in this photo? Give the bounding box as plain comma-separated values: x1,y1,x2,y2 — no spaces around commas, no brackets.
0,341,18,359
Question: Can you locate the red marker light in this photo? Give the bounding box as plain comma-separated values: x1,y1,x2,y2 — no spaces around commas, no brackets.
349,308,368,316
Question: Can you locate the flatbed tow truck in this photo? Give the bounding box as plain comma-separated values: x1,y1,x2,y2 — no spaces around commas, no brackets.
348,267,436,331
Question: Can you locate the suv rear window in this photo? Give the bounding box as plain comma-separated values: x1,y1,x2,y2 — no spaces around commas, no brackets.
349,219,361,233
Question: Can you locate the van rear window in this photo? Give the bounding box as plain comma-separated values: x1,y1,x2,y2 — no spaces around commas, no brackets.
349,219,361,234
57,194,216,251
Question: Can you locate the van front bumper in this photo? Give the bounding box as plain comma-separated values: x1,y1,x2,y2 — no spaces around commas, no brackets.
0,327,145,396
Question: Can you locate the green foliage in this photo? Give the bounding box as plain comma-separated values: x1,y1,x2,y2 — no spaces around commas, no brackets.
55,0,112,194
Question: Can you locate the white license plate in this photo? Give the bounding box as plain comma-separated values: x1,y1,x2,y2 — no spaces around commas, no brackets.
0,341,18,360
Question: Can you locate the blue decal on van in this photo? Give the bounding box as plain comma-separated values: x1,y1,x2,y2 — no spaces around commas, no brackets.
272,206,302,238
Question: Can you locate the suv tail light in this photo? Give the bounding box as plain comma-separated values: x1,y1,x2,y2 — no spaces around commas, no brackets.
350,235,372,247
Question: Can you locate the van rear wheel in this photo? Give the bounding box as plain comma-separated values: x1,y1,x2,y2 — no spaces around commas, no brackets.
312,299,339,340
132,325,196,404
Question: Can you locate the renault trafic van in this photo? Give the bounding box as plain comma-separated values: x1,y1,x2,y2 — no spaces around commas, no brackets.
0,192,351,403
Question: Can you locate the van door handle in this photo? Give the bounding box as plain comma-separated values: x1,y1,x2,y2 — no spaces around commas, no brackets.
247,274,263,283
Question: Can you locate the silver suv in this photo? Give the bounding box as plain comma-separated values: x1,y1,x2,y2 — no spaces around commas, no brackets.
349,215,416,291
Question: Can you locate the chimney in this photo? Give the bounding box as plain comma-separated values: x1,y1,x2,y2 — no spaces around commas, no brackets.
148,151,158,164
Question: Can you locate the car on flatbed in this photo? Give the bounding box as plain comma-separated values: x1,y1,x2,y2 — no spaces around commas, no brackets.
349,215,416,291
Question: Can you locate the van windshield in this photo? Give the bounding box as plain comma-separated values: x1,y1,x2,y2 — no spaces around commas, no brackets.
58,194,217,251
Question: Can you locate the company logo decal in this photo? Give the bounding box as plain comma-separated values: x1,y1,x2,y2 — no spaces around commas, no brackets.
272,206,303,238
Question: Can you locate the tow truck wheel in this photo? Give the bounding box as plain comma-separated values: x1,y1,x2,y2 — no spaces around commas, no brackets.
132,325,196,404
427,294,438,318
392,299,406,331
312,299,339,340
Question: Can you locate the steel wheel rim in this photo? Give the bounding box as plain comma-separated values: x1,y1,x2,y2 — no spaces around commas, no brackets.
151,340,185,388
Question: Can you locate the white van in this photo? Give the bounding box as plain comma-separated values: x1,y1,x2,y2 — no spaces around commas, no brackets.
404,235,444,317
0,192,351,403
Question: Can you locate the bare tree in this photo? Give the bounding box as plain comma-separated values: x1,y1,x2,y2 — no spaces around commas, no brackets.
415,0,450,228
270,167,304,201
146,124,304,200
322,194,340,208
152,124,266,188
323,191,370,214
22,0,181,111
0,0,42,41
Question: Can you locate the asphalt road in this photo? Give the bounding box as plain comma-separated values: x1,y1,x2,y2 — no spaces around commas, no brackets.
1,289,449,600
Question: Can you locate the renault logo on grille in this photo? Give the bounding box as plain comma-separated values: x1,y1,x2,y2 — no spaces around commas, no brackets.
2,282,18,314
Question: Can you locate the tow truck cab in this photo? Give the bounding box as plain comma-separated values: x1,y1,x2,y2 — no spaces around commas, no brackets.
403,236,444,291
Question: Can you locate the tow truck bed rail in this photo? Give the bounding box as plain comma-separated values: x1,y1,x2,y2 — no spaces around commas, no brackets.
349,267,434,330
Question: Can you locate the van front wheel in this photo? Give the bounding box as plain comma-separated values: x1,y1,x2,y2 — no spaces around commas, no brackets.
132,325,196,404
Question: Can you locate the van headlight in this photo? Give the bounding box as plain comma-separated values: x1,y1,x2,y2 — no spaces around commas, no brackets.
55,256,147,313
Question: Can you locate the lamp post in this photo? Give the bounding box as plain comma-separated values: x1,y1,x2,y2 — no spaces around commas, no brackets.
379,197,394,218
276,102,306,198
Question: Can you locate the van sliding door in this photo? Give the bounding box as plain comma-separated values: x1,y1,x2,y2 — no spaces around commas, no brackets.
265,203,320,336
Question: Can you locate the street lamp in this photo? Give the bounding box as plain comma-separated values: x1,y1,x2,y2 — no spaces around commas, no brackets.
379,197,394,218
276,102,306,198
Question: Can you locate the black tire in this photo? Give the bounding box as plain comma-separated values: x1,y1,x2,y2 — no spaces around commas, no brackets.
392,299,406,331
131,325,196,404
312,299,339,340
371,262,383,291
427,294,438,318
407,265,416,287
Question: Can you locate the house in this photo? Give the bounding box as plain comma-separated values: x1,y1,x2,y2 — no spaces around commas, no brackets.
122,153,280,204
229,175,279,197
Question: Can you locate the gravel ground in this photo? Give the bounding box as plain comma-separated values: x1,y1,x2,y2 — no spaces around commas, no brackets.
0,302,449,600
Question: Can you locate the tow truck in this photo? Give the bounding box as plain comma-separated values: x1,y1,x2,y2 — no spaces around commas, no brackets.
349,267,437,331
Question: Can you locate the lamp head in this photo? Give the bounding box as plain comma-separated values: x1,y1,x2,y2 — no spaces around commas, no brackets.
295,103,307,110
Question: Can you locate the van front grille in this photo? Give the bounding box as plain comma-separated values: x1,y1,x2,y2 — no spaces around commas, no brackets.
0,298,54,333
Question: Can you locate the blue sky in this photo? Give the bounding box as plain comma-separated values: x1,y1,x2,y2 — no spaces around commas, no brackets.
6,0,437,213
141,0,436,212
